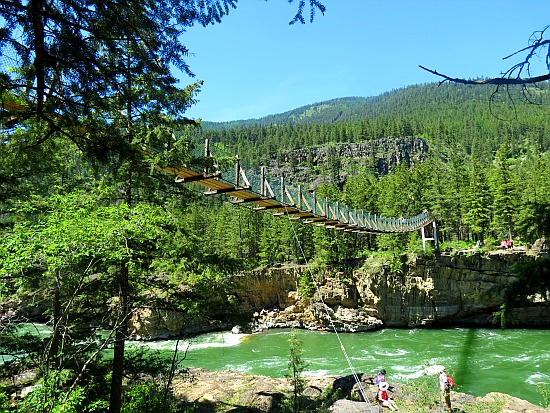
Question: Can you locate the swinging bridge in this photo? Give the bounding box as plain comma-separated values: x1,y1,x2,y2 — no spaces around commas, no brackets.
0,100,435,239
148,139,437,246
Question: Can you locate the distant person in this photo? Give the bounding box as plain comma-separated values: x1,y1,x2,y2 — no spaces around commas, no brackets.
375,369,387,385
476,240,481,248
439,367,454,412
377,381,398,411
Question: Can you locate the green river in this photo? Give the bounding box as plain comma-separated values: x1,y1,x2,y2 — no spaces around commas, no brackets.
134,327,550,406
9,325,550,406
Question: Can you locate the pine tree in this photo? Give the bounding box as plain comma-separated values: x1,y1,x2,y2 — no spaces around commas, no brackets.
286,328,309,413
490,144,516,240
462,160,492,242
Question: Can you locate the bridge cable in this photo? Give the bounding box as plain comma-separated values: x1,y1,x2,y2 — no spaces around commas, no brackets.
283,205,378,413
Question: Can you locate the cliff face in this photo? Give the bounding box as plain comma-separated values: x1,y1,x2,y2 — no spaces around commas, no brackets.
234,248,550,334
357,249,548,328
4,247,548,339
264,136,429,188
120,247,550,338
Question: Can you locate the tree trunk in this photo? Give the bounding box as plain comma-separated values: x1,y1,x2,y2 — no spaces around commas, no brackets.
48,276,62,368
109,263,129,413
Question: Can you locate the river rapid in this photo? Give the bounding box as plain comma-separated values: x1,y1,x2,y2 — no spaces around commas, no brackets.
9,325,549,406
133,327,550,406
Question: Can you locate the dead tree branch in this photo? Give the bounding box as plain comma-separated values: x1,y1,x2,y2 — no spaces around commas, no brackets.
418,65,550,86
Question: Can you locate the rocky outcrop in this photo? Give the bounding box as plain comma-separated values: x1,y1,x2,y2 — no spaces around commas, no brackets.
356,248,548,328
6,247,547,338
264,136,429,188
128,308,234,340
232,247,550,333
124,247,550,338
173,369,550,413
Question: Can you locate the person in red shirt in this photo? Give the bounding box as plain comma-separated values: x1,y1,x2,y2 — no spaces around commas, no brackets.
377,381,398,411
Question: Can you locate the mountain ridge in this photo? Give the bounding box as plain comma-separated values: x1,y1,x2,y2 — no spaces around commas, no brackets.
198,81,533,130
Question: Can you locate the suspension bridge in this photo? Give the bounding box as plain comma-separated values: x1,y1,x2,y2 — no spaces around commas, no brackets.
1,100,436,243
147,139,438,248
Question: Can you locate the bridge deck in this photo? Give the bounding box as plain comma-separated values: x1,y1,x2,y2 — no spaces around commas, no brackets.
154,156,433,234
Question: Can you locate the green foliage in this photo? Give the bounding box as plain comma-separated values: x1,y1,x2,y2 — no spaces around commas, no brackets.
123,346,180,383
21,370,86,413
468,393,509,413
0,385,9,413
367,250,405,274
298,271,316,300
490,144,516,239
285,329,310,413
121,382,177,413
462,159,492,241
399,373,440,413
536,383,550,408
389,254,404,275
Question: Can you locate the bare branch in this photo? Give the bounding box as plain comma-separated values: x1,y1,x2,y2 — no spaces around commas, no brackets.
418,65,550,85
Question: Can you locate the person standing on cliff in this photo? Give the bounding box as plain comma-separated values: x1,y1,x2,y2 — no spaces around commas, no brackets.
439,367,452,412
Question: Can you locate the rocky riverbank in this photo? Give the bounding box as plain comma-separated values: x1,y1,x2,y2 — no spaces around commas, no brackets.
173,368,550,413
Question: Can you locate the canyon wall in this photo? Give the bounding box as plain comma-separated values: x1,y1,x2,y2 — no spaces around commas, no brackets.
115,243,550,338
231,247,550,334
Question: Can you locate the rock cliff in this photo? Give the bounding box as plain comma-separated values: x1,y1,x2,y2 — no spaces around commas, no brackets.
231,247,550,334
264,136,429,188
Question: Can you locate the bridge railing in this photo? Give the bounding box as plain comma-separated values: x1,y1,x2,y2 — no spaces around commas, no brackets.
144,139,435,235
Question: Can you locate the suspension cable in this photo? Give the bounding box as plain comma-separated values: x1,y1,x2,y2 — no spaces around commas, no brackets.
284,206,378,413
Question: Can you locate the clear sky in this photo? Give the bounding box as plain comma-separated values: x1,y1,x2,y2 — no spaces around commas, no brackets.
179,0,549,122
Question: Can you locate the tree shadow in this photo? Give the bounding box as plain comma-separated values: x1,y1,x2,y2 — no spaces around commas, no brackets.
455,328,476,387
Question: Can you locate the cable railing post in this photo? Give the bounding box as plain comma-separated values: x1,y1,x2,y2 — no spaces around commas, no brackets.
260,166,265,197
204,138,210,174
281,175,285,204
235,155,240,187
313,191,317,215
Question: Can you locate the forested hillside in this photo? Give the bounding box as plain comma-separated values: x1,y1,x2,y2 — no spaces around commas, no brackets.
199,82,550,168
187,82,550,254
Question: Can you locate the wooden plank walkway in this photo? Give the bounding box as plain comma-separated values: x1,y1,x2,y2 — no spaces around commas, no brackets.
151,151,434,234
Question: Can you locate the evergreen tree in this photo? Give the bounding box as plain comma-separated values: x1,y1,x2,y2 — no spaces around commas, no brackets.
490,144,516,239
462,160,492,242
516,153,550,241
285,328,309,413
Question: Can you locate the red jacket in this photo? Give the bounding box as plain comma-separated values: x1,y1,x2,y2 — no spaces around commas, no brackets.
378,390,388,402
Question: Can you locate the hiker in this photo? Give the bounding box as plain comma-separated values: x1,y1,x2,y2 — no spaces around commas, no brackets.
377,381,398,411
375,369,387,385
439,367,453,412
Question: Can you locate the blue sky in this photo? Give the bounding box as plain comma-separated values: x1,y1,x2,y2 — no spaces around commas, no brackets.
179,0,549,122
